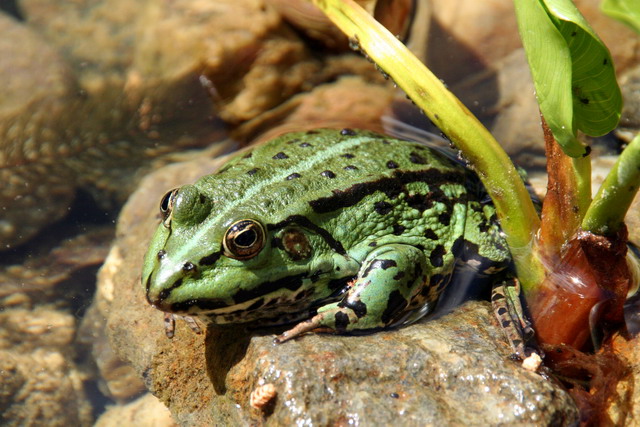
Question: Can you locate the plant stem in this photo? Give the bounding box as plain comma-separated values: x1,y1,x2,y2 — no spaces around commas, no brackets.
536,117,591,263
310,0,543,286
582,133,640,235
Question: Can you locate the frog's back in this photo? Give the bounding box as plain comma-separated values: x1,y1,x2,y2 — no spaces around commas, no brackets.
199,129,466,220
197,129,487,265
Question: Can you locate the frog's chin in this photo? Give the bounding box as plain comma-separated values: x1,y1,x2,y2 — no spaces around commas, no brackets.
190,287,347,326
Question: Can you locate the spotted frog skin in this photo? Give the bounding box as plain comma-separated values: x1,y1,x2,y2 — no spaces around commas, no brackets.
142,128,511,340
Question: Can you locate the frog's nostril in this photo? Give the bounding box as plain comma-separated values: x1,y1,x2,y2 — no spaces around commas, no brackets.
182,262,196,272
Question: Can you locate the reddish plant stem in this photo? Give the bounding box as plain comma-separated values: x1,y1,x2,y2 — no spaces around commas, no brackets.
528,118,631,359
536,117,589,260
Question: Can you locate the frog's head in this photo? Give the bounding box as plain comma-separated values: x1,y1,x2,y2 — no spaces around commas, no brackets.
142,183,354,322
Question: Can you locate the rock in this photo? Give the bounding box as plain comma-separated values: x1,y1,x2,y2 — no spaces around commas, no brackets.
607,333,640,424
0,354,24,415
0,221,116,425
0,349,93,426
0,307,76,353
77,302,146,402
0,13,79,247
97,142,578,426
95,393,176,427
237,75,396,142
0,226,112,302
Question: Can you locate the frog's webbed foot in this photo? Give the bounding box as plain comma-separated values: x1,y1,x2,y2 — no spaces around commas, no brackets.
164,313,203,338
491,278,541,369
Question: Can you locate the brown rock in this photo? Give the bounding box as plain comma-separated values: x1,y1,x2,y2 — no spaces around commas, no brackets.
95,393,177,427
607,333,640,424
0,349,93,426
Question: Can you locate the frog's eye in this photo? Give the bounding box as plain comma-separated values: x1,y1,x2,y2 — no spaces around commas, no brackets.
223,219,266,260
159,188,178,226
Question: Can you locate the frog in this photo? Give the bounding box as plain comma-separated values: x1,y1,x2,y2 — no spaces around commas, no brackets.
142,128,531,350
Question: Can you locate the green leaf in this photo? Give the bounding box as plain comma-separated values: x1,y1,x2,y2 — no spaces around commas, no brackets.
601,0,640,34
514,0,622,157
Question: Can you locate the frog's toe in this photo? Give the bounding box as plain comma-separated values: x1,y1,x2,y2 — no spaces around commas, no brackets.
274,317,322,343
274,304,357,343
163,313,202,338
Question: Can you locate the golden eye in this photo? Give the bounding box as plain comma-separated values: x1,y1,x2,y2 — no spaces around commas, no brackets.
159,188,178,226
223,219,266,260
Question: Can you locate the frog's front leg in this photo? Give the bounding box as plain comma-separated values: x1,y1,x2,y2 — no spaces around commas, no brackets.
276,244,428,343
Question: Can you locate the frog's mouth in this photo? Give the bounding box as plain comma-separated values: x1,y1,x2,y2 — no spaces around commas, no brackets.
196,274,354,325
144,272,230,314
147,269,353,323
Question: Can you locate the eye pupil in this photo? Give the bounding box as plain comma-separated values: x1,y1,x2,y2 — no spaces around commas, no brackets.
235,229,257,247
223,219,265,260
160,189,178,215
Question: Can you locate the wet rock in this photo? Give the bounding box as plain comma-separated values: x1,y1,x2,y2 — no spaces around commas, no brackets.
0,13,79,248
97,142,578,426
607,333,640,424
238,75,396,142
0,349,93,426
0,307,75,353
78,302,146,402
0,222,116,425
0,354,24,415
0,226,112,302
95,393,176,427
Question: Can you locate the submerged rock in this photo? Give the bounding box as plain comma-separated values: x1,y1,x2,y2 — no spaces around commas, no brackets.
0,349,93,426
95,393,176,427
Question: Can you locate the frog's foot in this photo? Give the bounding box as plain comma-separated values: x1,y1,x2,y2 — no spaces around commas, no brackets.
491,278,539,361
274,303,352,343
164,313,202,338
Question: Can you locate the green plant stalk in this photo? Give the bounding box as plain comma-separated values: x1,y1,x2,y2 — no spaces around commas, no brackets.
582,133,640,235
309,0,543,287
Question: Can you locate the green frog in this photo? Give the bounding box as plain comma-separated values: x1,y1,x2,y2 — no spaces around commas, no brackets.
142,128,525,346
